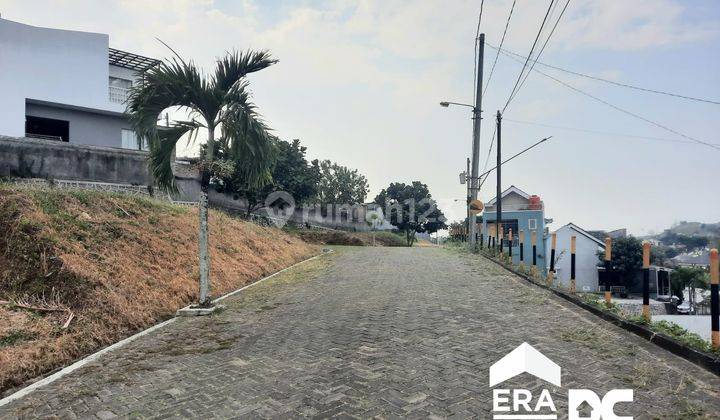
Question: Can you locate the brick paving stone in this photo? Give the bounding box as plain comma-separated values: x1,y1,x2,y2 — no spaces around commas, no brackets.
1,247,719,419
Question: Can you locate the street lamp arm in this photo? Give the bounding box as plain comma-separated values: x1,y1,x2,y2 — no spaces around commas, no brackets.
439,101,477,110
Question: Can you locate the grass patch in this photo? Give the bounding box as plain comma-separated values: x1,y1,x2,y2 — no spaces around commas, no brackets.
0,185,317,392
0,330,36,348
558,326,618,358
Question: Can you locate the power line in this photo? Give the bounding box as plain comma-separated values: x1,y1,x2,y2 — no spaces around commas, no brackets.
483,0,516,97
509,0,571,105
472,0,484,105
494,46,720,151
502,0,556,113
491,44,720,106
504,118,720,146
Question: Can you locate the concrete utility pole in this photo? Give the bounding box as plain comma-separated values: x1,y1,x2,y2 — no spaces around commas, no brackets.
466,157,471,242
495,110,502,247
469,33,485,248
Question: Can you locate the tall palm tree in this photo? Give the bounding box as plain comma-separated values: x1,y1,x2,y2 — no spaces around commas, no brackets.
127,49,277,307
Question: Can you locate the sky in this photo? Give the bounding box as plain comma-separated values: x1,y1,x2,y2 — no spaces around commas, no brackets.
2,0,718,235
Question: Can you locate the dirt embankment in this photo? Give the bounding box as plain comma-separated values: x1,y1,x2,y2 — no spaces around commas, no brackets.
294,229,407,247
0,186,317,394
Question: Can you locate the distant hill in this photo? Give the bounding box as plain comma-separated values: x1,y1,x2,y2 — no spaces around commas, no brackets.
662,221,720,237
650,221,720,256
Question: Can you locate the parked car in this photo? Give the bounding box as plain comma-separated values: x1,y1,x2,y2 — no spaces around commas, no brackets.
676,301,692,315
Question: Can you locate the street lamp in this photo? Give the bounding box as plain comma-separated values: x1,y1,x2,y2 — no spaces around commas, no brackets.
442,99,483,249
439,101,476,110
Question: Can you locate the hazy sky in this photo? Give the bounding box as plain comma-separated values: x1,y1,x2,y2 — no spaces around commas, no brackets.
2,0,717,235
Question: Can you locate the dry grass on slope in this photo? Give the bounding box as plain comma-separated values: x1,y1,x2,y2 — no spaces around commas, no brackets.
0,186,317,394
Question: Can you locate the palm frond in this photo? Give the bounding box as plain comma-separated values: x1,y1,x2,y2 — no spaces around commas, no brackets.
220,83,276,188
148,120,203,192
214,50,277,93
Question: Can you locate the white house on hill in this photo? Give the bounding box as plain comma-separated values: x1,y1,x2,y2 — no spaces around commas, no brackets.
548,223,605,292
0,17,159,149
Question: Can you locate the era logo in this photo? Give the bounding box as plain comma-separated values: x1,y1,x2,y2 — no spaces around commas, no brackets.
568,389,634,420
489,343,634,419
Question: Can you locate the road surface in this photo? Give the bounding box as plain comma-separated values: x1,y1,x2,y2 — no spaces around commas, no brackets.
2,247,719,418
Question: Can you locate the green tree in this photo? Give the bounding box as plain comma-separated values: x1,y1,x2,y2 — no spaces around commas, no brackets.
374,181,447,246
670,266,709,305
214,138,321,215
316,160,369,204
597,236,644,287
127,50,276,306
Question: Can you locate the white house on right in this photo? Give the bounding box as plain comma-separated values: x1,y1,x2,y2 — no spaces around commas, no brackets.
548,223,605,292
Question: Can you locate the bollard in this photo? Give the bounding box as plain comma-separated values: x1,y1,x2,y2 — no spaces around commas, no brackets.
710,248,719,350
508,228,513,262
480,225,484,250
531,230,537,276
548,232,556,286
519,230,525,268
499,226,504,256
570,236,576,293
642,241,651,322
604,237,612,307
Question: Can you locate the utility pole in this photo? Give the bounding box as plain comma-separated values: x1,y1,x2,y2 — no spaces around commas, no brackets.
469,33,485,249
466,157,471,244
495,110,502,247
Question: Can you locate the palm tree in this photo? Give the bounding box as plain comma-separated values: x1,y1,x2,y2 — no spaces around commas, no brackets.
127,49,277,307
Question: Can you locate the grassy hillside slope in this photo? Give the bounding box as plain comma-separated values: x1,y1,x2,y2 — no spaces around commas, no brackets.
0,186,316,394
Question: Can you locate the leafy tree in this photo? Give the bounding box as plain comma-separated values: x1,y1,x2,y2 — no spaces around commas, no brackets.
670,267,709,304
597,236,643,287
316,160,369,204
213,138,321,215
374,181,447,246
127,49,276,306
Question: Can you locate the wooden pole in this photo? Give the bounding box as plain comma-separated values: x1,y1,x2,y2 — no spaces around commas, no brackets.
604,237,612,307
710,248,719,349
570,236,576,293
642,241,651,322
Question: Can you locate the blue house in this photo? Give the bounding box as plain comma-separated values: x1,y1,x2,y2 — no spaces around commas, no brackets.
480,186,551,272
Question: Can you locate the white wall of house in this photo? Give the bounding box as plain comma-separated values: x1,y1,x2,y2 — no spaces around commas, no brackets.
548,224,604,292
0,18,127,138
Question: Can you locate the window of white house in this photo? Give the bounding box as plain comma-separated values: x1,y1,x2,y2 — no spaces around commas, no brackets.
528,219,537,230
121,129,148,151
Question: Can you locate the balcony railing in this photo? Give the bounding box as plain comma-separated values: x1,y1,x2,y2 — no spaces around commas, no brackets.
109,86,131,104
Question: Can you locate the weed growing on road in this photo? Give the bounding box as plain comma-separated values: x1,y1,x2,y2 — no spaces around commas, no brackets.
558,326,617,359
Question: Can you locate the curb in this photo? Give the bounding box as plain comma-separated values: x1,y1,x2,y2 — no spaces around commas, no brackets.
480,253,720,376
0,250,331,408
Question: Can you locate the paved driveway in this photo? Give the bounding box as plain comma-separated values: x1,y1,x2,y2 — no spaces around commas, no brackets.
2,247,719,419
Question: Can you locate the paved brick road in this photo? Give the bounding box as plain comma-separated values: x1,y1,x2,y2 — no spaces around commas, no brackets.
2,247,719,419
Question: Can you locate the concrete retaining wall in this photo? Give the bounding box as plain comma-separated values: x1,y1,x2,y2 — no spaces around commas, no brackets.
0,135,152,186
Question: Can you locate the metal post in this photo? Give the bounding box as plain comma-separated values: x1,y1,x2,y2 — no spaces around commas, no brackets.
469,34,485,248
710,249,718,349
495,111,502,250
570,236,576,293
519,230,525,267
604,237,613,307
642,242,651,322
548,232,556,286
